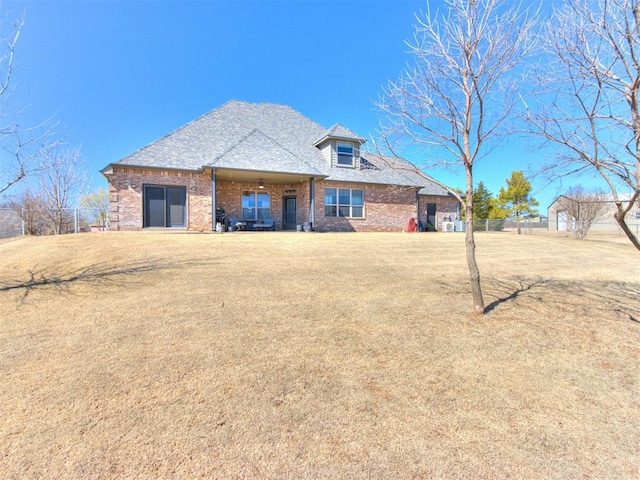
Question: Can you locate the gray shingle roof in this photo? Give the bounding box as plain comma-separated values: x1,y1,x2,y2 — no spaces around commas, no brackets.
109,100,451,196
330,153,451,196
209,128,323,175
314,123,366,145
112,100,329,174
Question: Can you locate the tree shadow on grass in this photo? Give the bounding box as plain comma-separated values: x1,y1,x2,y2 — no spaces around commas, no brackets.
484,277,551,313
0,259,185,305
484,275,640,324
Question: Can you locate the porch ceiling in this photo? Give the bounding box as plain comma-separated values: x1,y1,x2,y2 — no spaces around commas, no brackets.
210,168,322,186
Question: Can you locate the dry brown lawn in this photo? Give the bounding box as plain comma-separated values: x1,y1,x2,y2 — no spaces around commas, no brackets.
1,231,638,479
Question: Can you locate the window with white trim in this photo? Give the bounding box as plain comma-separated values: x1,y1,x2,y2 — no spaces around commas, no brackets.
336,142,355,166
324,188,364,218
242,191,270,220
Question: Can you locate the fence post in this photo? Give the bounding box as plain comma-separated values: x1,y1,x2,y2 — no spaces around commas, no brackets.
485,219,489,232
74,208,78,234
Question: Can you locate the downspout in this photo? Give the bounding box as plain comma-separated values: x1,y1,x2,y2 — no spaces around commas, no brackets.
416,189,420,229
211,169,217,231
309,177,315,228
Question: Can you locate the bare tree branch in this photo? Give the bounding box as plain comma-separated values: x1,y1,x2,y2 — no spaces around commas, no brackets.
555,185,609,238
529,0,640,250
0,8,57,195
376,0,538,314
39,146,88,234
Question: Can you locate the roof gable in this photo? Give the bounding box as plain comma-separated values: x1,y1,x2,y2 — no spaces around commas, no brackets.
111,100,329,172
314,123,366,146
209,128,324,175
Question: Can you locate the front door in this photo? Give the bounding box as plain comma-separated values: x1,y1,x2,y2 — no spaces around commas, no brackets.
426,202,437,231
283,196,297,230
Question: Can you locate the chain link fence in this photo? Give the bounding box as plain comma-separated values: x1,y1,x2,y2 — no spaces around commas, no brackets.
0,207,109,238
458,218,548,233
469,218,638,238
479,217,639,238
2,210,637,239
502,218,549,234
554,219,640,239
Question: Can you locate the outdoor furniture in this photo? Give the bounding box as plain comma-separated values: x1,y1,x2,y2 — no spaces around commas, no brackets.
227,217,245,231
253,219,275,231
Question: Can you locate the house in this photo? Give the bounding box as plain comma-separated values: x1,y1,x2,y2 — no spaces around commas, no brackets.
101,101,459,232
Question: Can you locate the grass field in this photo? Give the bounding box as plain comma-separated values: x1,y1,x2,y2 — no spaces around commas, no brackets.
1,231,639,479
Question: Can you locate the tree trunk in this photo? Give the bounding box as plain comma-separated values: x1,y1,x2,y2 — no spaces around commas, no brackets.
465,225,485,314
465,169,485,314
614,196,640,251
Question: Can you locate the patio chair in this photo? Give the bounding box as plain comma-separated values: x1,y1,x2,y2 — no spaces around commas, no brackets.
254,218,275,231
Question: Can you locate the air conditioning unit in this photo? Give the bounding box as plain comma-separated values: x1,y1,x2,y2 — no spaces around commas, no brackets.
442,221,454,232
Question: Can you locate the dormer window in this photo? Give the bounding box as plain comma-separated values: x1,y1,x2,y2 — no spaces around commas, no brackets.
337,142,354,167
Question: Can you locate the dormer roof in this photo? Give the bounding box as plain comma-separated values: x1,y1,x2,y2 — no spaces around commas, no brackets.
313,123,367,147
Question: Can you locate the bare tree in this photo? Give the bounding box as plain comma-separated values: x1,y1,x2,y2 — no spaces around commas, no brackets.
40,147,88,234
0,9,56,195
555,186,609,239
528,0,640,250
9,187,47,235
376,0,537,314
80,187,109,229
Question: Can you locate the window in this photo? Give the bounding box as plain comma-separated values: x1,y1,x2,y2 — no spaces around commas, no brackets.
636,211,640,219
143,185,186,228
242,191,270,220
336,142,354,166
324,188,364,218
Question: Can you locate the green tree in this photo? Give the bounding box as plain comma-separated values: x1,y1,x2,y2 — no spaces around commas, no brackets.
496,171,539,234
472,182,506,231
473,182,494,219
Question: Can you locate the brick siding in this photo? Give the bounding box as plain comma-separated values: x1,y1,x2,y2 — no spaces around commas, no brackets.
107,167,211,231
107,168,459,232
417,195,460,231
314,181,418,232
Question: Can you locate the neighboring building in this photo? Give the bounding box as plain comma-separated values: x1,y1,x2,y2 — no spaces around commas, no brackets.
548,193,640,231
0,208,22,238
102,100,459,232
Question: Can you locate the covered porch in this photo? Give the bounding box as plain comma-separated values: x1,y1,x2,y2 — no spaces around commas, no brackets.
209,168,319,231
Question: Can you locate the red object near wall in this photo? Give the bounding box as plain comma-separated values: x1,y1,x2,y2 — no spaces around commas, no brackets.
407,217,418,232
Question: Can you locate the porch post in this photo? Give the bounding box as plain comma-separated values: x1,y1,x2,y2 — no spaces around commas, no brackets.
211,169,217,231
309,177,315,227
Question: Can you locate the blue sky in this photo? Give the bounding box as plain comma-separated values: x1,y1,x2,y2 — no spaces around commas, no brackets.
3,0,589,210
